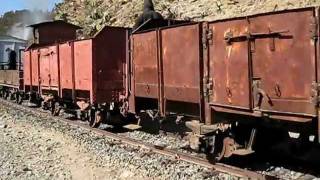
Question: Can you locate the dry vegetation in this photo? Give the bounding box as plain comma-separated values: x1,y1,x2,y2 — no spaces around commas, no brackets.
55,0,320,36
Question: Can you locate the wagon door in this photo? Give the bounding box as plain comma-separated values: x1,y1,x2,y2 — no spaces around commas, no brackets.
250,9,317,116
132,31,159,99
39,48,50,87
23,51,31,88
208,19,251,110
48,46,59,88
74,40,93,101
160,24,201,115
59,43,73,99
31,50,40,89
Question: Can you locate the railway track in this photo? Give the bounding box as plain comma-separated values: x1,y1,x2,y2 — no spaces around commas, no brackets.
0,99,276,179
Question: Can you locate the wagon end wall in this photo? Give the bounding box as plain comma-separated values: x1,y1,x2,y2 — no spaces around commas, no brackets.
92,27,129,104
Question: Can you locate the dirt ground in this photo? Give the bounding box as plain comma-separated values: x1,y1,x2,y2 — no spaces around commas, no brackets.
0,104,231,180
0,115,142,180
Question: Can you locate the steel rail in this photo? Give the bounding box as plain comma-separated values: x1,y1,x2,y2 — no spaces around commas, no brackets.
0,99,277,180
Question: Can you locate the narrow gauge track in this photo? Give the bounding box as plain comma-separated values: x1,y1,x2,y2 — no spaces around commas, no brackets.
0,99,276,180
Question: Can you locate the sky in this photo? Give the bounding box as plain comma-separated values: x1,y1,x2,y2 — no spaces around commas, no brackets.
0,0,62,16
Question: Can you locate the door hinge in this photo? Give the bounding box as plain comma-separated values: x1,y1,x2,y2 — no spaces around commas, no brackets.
311,82,320,106
202,29,213,49
203,76,213,100
310,16,319,40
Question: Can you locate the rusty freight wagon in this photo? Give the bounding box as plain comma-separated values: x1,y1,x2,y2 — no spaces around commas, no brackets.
0,35,27,102
24,25,130,126
130,7,320,159
0,50,25,102
28,20,81,45
24,21,81,95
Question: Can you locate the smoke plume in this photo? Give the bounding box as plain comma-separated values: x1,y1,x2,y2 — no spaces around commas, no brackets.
7,0,53,40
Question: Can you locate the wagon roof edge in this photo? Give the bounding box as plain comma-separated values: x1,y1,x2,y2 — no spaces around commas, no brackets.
27,20,82,29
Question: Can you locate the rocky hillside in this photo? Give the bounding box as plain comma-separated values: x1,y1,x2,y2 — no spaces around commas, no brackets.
55,0,320,36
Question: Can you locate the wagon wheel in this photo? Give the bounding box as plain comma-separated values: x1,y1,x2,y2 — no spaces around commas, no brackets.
42,101,48,110
52,102,61,116
203,134,229,162
3,91,7,99
15,92,23,104
89,109,103,128
50,101,55,114
10,92,15,101
88,109,95,127
4,91,10,100
0,90,4,98
17,94,23,104
215,137,236,161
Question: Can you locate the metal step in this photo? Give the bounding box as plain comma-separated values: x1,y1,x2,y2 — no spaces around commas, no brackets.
123,124,142,130
232,149,255,156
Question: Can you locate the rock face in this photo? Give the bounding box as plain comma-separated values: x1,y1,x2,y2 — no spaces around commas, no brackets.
54,0,320,36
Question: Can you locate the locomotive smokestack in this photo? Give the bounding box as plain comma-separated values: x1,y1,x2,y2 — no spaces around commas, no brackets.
143,0,155,12
133,0,164,30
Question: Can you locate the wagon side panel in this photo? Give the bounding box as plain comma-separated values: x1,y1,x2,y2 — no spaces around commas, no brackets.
39,48,51,88
31,49,40,90
161,24,201,104
208,19,251,110
49,46,59,88
132,31,159,99
250,8,317,116
23,50,31,91
59,43,73,99
73,40,93,102
0,70,7,85
93,27,128,104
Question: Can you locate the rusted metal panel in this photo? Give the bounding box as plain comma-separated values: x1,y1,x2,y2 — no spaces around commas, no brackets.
39,46,59,89
316,7,320,144
31,49,40,89
23,51,31,87
9,71,19,86
0,70,19,87
0,70,8,84
157,30,165,116
208,19,251,109
31,21,80,45
250,8,317,116
93,27,128,104
129,35,136,113
202,22,213,125
132,31,159,98
59,43,73,90
160,24,201,103
74,40,93,101
317,7,320,89
49,46,59,88
39,48,50,87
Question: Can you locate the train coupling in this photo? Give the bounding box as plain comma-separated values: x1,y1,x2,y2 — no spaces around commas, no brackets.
185,120,257,160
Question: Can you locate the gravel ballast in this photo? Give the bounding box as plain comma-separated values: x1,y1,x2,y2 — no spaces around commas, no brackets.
0,103,234,180
0,101,319,179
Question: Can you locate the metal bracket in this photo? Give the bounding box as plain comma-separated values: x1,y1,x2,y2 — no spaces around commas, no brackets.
203,76,213,100
252,78,273,109
202,28,213,49
311,82,320,106
206,29,213,45
185,120,231,135
310,16,319,40
224,29,289,43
